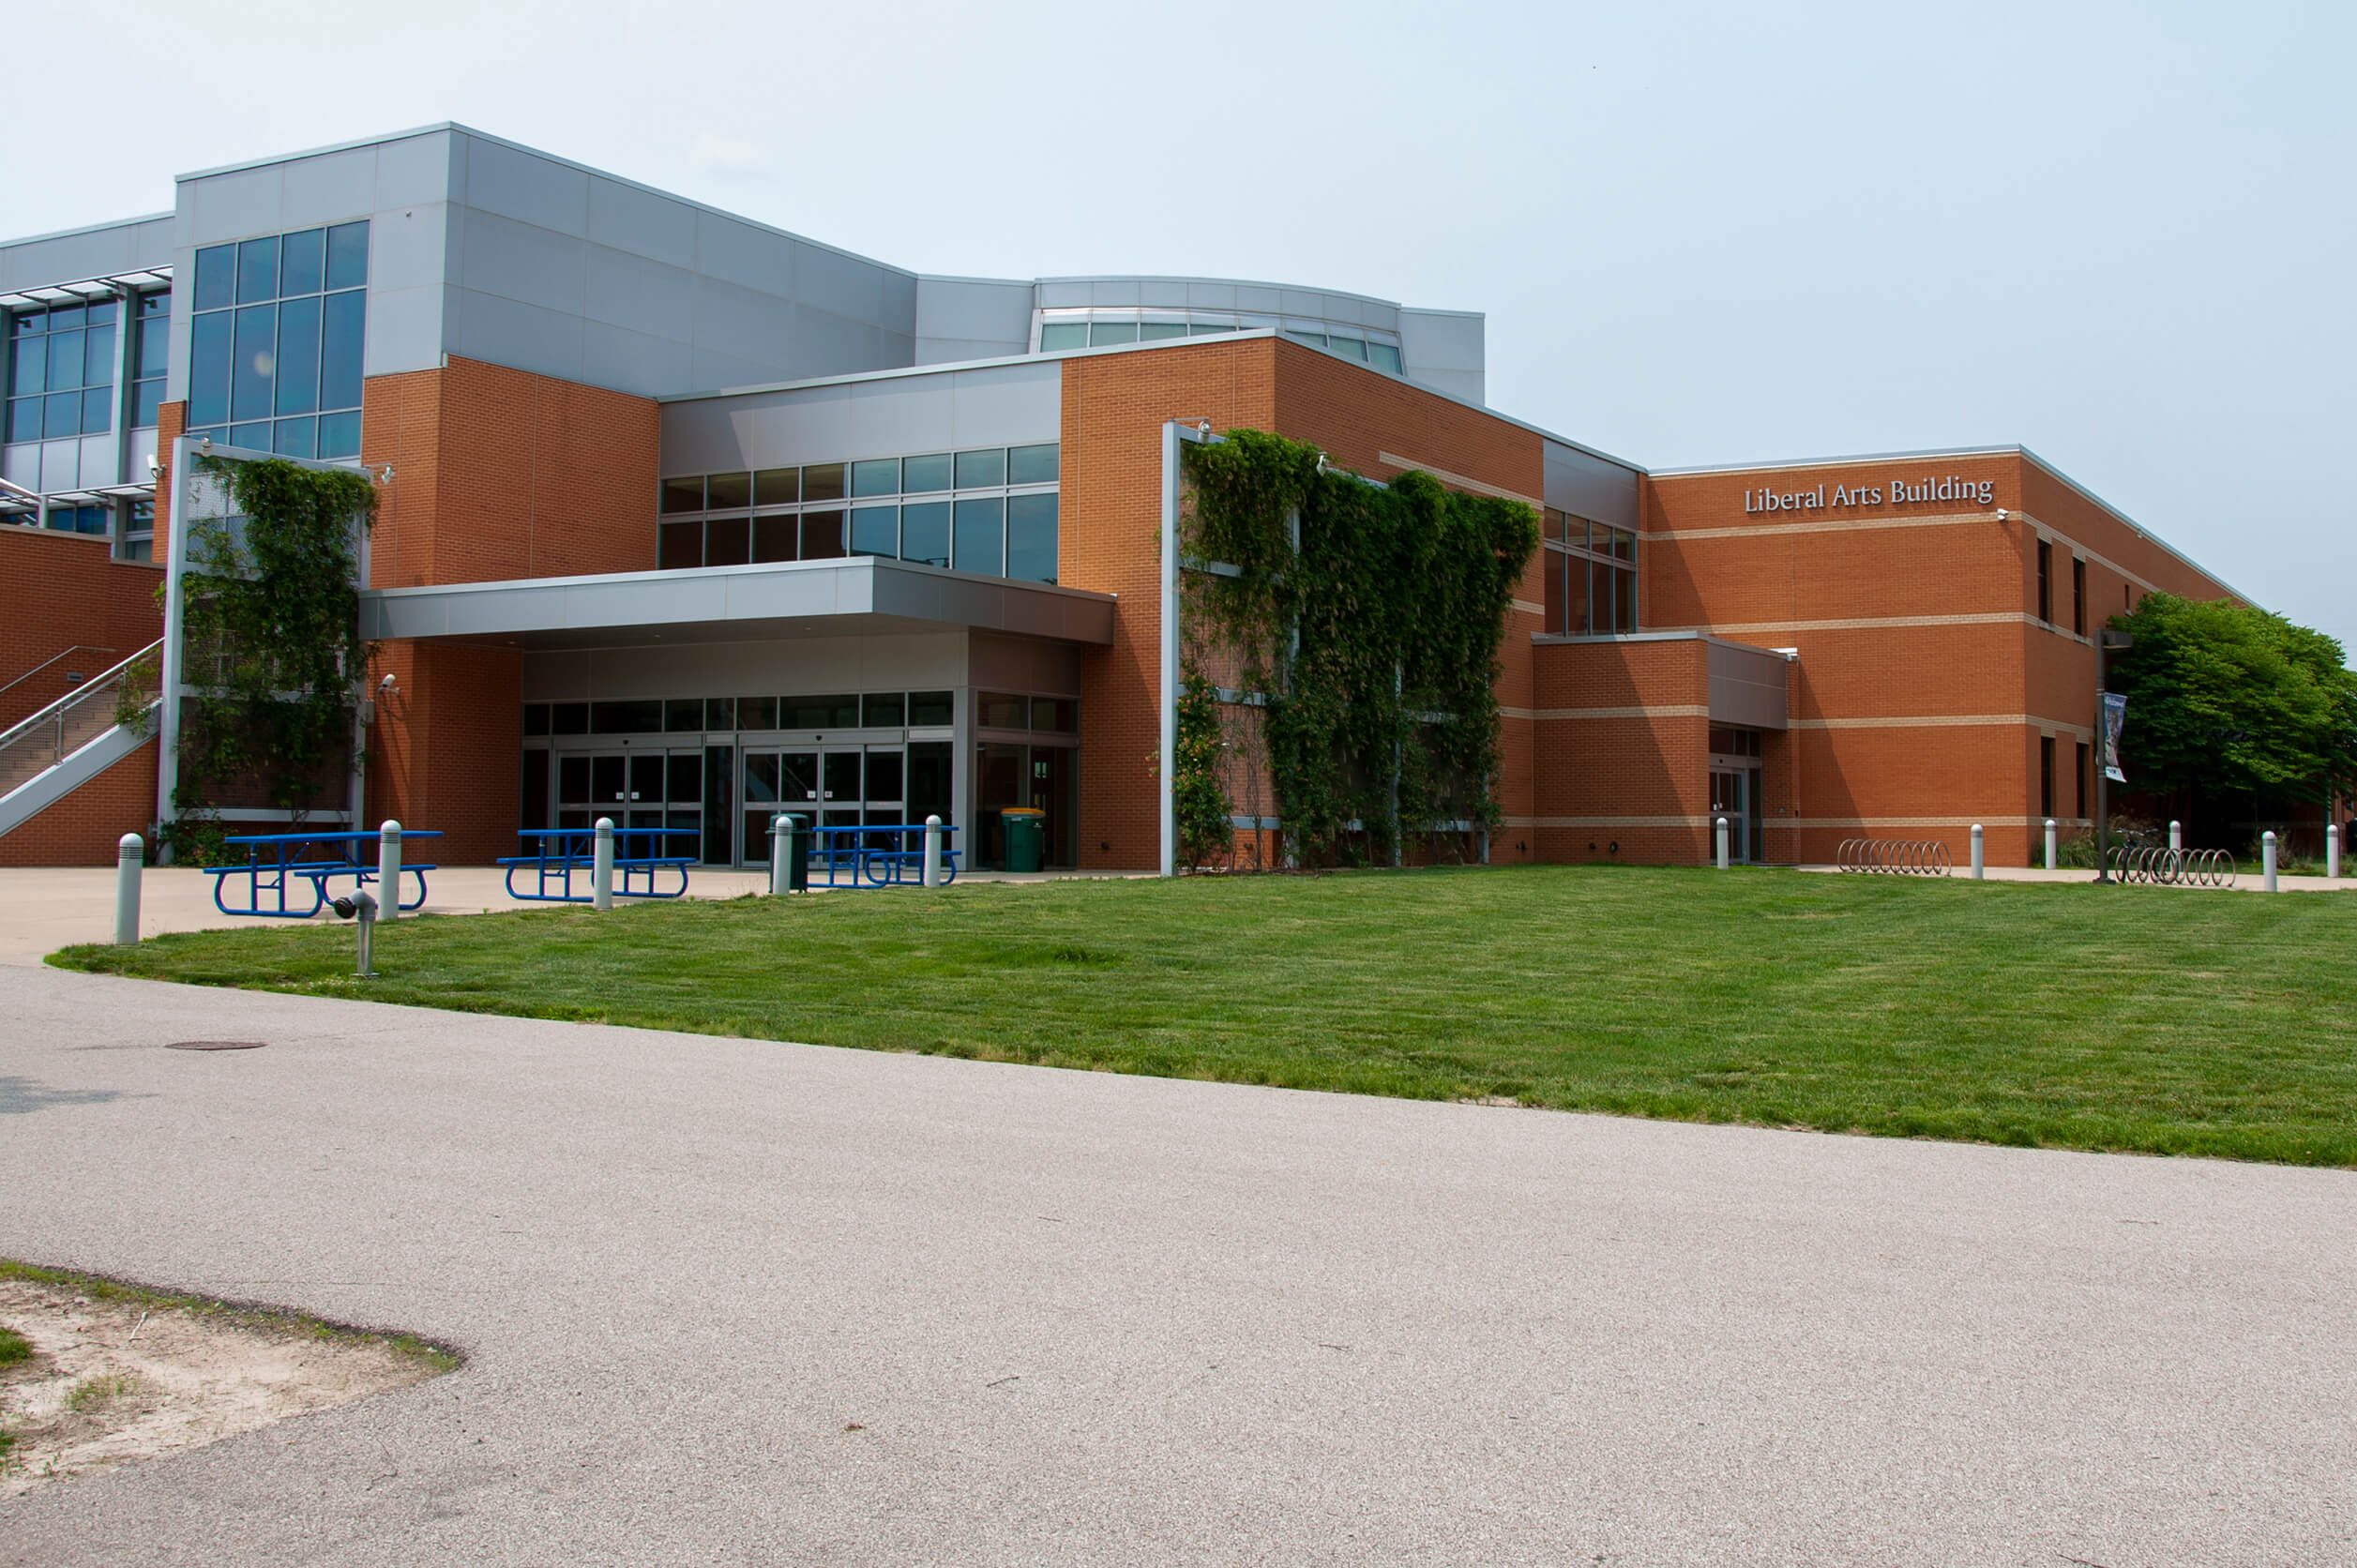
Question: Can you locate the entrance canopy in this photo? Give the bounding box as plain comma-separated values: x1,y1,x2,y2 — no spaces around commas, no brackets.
361,556,1117,651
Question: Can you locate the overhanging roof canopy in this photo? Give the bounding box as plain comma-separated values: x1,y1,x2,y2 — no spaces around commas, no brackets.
360,555,1116,650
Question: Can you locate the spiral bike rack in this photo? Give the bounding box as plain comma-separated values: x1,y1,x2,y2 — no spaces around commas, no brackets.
1835,837,1953,876
2105,844,2237,887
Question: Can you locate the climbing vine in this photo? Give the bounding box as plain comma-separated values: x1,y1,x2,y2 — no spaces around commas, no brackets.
1178,429,1536,868
168,455,378,861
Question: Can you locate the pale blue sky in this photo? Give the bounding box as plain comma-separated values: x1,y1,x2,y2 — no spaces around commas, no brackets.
16,0,2351,650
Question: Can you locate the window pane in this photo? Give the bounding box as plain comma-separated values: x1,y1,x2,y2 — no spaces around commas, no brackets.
705,697,737,730
236,236,279,305
138,310,169,378
800,508,844,560
1543,550,1567,635
1006,492,1057,583
866,749,904,802
954,447,1005,488
901,452,951,493
1284,330,1327,347
665,698,703,732
909,691,953,727
317,410,361,459
274,294,322,415
850,505,898,557
801,462,844,503
739,697,778,729
7,309,38,338
82,386,113,433
705,471,751,509
704,516,750,565
8,336,40,395
319,290,365,410
1038,322,1087,351
230,420,270,449
7,399,38,442
274,416,317,458
660,476,705,514
850,458,898,497
862,692,906,728
193,246,235,312
977,693,1026,729
1031,698,1078,733
231,305,276,420
87,301,115,328
899,500,950,566
552,702,590,736
325,221,370,291
752,514,796,563
1138,322,1186,341
1087,323,1138,346
1190,322,1237,336
1008,442,1059,485
755,467,798,505
1331,336,1369,362
132,381,162,428
189,311,232,426
1368,342,1402,374
953,496,1004,575
50,306,85,333
44,391,78,438
83,324,114,388
278,227,324,295
48,331,83,392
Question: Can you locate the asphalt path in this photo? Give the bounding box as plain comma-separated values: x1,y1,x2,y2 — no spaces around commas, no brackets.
2,962,2352,1564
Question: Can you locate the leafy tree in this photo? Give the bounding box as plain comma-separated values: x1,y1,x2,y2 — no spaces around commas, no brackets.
2107,593,2357,807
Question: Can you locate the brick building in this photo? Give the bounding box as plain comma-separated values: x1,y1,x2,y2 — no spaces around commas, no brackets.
0,126,2246,870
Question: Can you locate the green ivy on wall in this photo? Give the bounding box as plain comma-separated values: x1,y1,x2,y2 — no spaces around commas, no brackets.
1179,429,1537,868
168,456,378,861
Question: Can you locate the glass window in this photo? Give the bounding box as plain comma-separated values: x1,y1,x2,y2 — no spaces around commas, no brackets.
317,410,361,460
523,703,552,738
1329,336,1369,362
130,290,169,429
6,305,116,438
188,223,368,462
319,290,364,410
752,514,796,563
275,294,322,415
801,462,845,503
862,692,906,728
229,419,269,448
1284,330,1328,348
1368,342,1403,375
954,447,1005,489
1006,492,1057,583
552,702,590,735
1087,322,1138,346
660,476,705,514
755,467,798,505
1031,698,1078,733
953,497,1004,575
665,698,704,732
899,500,950,567
6,400,38,442
591,700,663,733
1138,322,1186,341
705,697,738,730
325,221,370,291
908,690,954,727
1008,442,1060,486
901,453,951,493
189,311,232,427
42,392,77,438
705,471,751,509
194,245,235,312
850,458,898,498
236,236,279,305
704,517,750,566
273,415,316,457
977,693,1027,730
740,696,778,729
782,695,859,729
850,505,898,557
280,228,325,295
1038,322,1088,351
658,520,702,568
1190,322,1238,336
800,509,845,560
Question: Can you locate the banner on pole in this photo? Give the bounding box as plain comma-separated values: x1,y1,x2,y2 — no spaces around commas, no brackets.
2101,691,2127,784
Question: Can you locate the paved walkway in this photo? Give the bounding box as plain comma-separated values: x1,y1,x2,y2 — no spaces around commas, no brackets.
2,965,2351,1563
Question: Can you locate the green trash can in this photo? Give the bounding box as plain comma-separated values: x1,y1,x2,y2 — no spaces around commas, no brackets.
1001,807,1046,873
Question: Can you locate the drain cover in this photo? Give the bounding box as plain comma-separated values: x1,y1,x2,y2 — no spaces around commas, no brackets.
166,1040,266,1052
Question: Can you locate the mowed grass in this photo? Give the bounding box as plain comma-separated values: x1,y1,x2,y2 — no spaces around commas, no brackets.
49,865,2357,1166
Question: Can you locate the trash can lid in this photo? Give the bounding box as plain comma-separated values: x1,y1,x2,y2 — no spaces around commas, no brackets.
1000,807,1046,819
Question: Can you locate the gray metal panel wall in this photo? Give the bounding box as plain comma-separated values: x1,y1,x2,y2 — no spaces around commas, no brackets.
1543,440,1641,532
1707,641,1790,731
522,632,971,702
914,278,1034,364
1398,309,1486,404
0,215,175,291
660,361,1061,475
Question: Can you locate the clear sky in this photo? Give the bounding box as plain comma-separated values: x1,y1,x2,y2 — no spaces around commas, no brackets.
13,0,2351,652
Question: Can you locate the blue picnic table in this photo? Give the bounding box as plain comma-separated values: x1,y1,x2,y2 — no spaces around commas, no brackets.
500,826,698,902
202,829,443,918
803,822,960,887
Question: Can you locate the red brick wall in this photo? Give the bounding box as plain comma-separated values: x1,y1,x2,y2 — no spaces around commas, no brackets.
364,641,522,865
1529,639,1710,865
0,736,158,867
0,528,163,728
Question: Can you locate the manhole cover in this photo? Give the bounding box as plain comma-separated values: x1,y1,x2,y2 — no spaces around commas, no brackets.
166,1040,267,1052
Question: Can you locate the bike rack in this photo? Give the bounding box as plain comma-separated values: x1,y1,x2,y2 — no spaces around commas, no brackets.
1835,837,1953,876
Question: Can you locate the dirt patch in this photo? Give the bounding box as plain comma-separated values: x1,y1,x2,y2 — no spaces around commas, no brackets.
0,1274,455,1495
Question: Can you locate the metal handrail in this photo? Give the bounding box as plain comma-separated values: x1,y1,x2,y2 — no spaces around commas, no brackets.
0,643,119,706
0,639,162,766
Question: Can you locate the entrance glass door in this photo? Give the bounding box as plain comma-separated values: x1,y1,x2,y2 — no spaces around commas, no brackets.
555,748,702,845
1710,768,1749,863
740,748,819,865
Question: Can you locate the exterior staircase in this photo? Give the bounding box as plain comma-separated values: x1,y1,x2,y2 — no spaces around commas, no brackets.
0,641,164,837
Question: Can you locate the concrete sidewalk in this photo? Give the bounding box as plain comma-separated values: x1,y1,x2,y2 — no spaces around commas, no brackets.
2,963,2353,1564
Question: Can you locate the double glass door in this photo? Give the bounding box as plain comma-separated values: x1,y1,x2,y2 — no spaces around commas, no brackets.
739,747,903,864
554,748,703,842
1709,766,1762,863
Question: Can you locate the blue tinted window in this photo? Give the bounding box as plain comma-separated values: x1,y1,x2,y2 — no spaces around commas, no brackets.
194,246,235,311
137,306,169,378
81,387,111,432
189,311,233,427
1038,322,1086,351
953,497,1004,575
1006,493,1058,583
275,294,322,415
232,305,276,421
229,421,270,448
132,381,162,428
83,323,113,386
236,236,279,305
325,222,369,290
9,332,41,395
7,400,38,442
46,332,82,391
317,410,361,460
280,228,325,294
320,291,364,411
954,448,1005,489
850,458,898,498
49,306,84,333
850,505,898,557
1008,443,1059,486
899,501,950,567
45,392,79,437
274,416,316,458
901,453,951,493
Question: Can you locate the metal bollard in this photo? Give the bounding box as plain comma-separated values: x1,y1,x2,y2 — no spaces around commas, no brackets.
593,817,615,910
2262,830,2277,892
1970,823,1985,880
2329,823,2341,882
923,814,944,887
377,819,401,922
771,814,792,896
2168,819,2182,854
2044,818,2057,872
114,832,143,946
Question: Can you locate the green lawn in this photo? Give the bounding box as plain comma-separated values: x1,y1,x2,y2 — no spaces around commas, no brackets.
50,866,2357,1166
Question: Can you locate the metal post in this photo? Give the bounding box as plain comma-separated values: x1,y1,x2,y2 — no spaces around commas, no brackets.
351,890,378,978
783,814,802,887
377,819,401,922
923,814,944,888
113,833,143,945
593,817,615,911
2329,822,2341,882
770,815,792,896
2168,819,2182,854
1971,823,1985,880
1715,816,1729,869
2044,818,2057,871
2263,830,2278,892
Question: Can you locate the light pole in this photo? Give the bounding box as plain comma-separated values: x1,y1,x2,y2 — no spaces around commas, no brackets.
2093,627,2133,884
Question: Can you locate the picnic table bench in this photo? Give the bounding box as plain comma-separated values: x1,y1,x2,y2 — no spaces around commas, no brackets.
202,829,442,918
805,822,959,888
500,826,698,902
